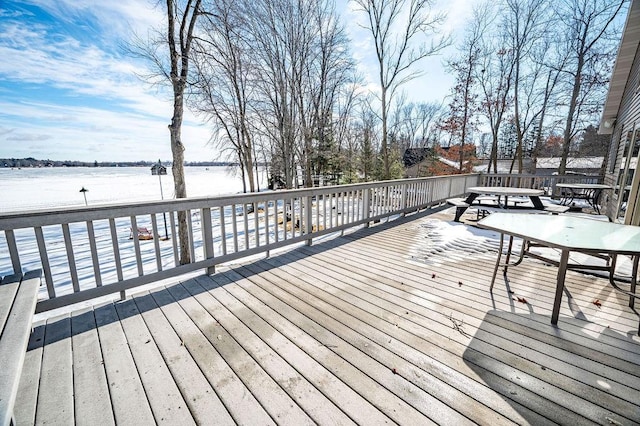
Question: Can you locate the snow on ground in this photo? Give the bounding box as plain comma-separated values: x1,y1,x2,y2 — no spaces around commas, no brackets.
410,208,634,279
1,168,633,320
0,165,266,212
1,166,359,322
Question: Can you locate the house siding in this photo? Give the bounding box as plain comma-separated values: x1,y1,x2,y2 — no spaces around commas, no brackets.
604,40,640,219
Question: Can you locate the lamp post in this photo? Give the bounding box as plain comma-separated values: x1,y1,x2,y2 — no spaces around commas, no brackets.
152,160,169,240
79,187,89,206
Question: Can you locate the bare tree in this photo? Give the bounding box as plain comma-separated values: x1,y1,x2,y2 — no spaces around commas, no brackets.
443,11,484,172
353,0,450,180
503,0,548,173
191,0,258,192
298,1,356,187
556,0,627,175
131,0,202,264
528,34,568,169
473,2,514,173
166,0,201,264
414,101,443,147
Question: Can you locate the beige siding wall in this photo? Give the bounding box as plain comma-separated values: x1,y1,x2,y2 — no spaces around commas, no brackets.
604,43,640,220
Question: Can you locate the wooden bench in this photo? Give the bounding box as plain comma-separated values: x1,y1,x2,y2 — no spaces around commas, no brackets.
0,269,41,426
446,198,470,222
543,205,571,214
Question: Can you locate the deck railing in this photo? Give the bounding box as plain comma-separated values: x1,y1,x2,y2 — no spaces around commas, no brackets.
479,173,602,195
0,174,478,312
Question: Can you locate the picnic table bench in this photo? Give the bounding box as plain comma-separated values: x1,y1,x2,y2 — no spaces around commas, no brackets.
0,270,41,426
447,187,569,221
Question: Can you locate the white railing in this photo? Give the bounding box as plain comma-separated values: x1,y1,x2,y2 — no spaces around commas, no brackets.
479,173,602,195
0,174,478,312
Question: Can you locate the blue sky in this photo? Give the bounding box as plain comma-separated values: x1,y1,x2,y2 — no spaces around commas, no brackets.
0,0,472,163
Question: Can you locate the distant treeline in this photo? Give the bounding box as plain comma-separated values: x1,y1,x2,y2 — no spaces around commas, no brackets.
0,158,239,168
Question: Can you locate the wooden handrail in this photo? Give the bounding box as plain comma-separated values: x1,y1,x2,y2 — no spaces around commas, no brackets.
0,174,479,312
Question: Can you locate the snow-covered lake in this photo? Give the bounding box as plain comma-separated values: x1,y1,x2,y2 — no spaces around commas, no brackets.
0,165,267,213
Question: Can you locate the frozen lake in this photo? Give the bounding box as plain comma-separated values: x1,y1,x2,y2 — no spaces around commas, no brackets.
0,165,267,213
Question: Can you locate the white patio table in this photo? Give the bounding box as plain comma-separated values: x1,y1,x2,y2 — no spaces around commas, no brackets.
477,212,640,331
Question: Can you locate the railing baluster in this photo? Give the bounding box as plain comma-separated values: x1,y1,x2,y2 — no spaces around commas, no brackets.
108,218,123,282
281,199,288,241
151,214,162,272
61,223,80,292
264,201,270,255
169,211,179,266
290,198,296,238
305,195,312,245
232,204,239,253
34,226,55,298
253,202,259,248
130,216,144,277
4,229,21,275
243,204,250,250
186,210,195,261
86,220,102,287
219,206,227,255
272,201,279,244
315,194,320,232
201,207,214,275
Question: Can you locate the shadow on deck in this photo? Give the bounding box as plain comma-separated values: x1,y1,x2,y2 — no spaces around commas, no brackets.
16,208,640,425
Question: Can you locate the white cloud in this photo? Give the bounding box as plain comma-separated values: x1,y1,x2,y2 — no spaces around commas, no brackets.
0,1,215,162
0,100,213,162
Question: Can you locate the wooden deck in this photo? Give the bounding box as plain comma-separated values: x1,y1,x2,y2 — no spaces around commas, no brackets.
15,210,640,425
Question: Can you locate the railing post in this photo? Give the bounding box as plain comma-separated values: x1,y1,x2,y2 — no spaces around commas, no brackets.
401,183,408,216
364,188,371,228
305,195,313,246
201,207,215,275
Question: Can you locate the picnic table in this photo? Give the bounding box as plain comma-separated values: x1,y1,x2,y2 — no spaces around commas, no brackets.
448,186,558,222
477,213,640,332
556,183,612,214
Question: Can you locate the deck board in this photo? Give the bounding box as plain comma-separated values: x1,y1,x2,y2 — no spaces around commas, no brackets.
16,211,640,425
165,283,314,425
35,314,74,425
216,274,433,425
256,250,562,425
70,308,115,425
312,234,640,382
188,275,393,425
131,291,236,425
180,279,351,425
94,303,155,424
149,287,274,425
113,298,195,425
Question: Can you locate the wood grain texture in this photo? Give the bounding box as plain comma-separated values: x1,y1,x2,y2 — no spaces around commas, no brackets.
15,211,640,425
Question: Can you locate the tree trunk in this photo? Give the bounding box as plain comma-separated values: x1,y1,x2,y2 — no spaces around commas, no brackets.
169,100,190,264
559,55,584,175
381,86,390,180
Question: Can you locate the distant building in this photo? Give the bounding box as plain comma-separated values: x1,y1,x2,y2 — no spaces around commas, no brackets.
151,163,167,176
473,157,604,176
534,157,604,176
402,148,433,168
